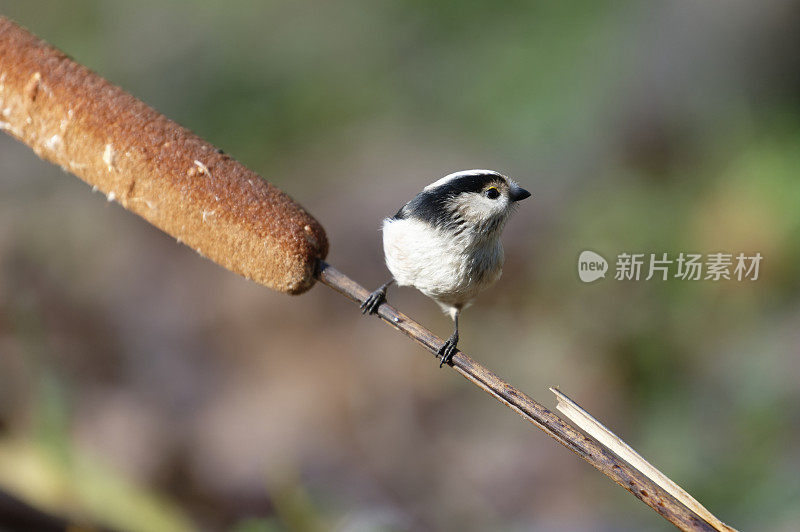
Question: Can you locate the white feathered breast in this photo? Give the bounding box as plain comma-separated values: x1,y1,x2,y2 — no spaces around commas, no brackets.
382,216,504,313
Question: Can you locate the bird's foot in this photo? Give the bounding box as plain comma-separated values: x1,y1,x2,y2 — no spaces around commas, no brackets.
437,336,459,368
360,287,387,315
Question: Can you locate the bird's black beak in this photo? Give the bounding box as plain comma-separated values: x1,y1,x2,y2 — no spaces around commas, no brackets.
509,185,531,202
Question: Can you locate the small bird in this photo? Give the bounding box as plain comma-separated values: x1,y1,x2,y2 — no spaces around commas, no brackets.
361,169,531,367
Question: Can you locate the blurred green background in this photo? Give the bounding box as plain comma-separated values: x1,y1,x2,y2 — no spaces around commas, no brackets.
1,1,799,531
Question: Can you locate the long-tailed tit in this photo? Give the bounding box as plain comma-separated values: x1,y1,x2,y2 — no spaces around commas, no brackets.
361,169,531,366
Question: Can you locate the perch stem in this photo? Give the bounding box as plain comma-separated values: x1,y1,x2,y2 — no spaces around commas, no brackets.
318,261,721,532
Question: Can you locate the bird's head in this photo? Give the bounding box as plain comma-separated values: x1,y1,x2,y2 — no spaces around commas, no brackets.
398,169,531,236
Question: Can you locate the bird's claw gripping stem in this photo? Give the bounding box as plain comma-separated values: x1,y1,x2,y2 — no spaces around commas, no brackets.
360,280,393,315
360,289,386,315
438,332,459,368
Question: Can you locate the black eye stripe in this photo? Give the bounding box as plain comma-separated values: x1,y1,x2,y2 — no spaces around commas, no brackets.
432,173,502,196
393,172,507,228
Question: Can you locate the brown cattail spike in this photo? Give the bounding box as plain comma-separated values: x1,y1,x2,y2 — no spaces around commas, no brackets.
0,17,328,294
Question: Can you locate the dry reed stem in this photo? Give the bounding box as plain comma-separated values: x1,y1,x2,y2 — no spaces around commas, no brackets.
551,388,737,532
317,262,722,532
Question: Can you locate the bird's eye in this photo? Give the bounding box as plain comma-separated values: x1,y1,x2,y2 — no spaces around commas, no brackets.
485,187,500,199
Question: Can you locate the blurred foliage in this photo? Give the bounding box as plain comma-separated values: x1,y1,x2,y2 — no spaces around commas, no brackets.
1,1,800,531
